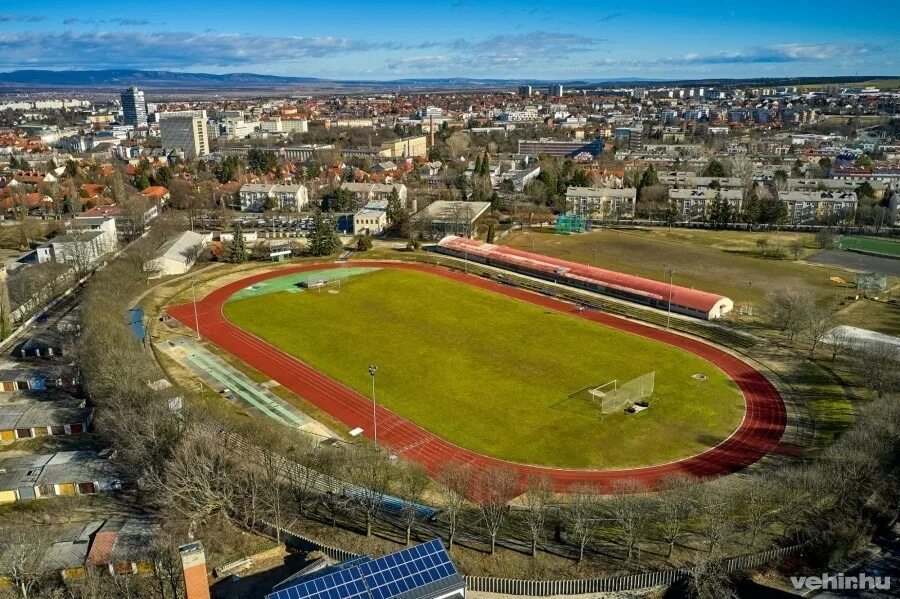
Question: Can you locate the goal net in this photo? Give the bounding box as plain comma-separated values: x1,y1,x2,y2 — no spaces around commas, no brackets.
586,371,655,414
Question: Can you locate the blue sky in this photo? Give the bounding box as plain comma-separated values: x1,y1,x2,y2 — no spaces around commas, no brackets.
0,0,895,79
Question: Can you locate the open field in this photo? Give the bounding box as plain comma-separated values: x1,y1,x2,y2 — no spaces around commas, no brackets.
837,296,900,337
222,268,745,469
500,228,855,307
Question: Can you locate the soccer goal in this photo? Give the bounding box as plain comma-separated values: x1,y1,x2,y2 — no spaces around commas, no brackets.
585,371,655,414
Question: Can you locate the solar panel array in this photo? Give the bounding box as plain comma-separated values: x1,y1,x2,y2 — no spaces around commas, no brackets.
266,539,459,599
362,539,457,599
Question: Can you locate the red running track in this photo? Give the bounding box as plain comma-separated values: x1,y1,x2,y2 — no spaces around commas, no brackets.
166,261,786,492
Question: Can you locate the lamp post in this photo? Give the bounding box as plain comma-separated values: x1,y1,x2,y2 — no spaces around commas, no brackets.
191,277,201,340
664,265,675,329
368,365,377,445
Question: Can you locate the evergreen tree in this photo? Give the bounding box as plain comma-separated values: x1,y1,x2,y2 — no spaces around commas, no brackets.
474,154,483,175
701,159,727,178
308,212,342,256
480,152,490,175
228,222,246,263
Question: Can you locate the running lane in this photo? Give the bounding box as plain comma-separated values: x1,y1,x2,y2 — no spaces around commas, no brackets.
166,261,786,492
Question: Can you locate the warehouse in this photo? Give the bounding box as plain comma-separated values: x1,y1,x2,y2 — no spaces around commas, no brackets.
435,235,733,320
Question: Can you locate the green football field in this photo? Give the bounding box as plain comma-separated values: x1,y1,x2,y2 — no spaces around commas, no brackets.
223,269,745,469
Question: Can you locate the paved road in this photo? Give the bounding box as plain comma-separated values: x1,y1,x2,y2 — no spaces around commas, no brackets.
807,250,900,277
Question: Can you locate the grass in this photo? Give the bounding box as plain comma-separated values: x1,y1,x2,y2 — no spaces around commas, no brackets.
500,228,855,307
222,268,744,469
837,295,900,337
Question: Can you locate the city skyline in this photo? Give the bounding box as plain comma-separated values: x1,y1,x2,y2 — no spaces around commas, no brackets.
0,0,896,80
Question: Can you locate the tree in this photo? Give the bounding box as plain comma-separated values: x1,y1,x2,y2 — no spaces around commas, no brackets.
446,131,470,159
767,289,815,342
153,165,173,187
655,474,696,559
607,479,650,565
828,325,853,362
472,466,518,554
521,475,554,557
788,239,804,260
755,237,769,255
320,186,356,212
398,464,430,545
346,444,393,537
804,304,837,357
247,148,278,174
216,155,244,183
701,159,727,178
228,221,246,263
307,212,342,256
109,167,127,203
814,227,836,249
0,525,55,599
708,195,732,229
852,342,900,398
563,483,601,564
355,234,373,251
437,463,472,550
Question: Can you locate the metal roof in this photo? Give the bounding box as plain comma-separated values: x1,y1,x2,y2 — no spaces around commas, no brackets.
437,235,731,314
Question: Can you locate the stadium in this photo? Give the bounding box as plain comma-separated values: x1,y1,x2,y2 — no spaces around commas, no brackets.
166,260,785,490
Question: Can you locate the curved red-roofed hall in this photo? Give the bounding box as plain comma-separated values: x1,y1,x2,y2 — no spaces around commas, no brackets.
435,235,734,320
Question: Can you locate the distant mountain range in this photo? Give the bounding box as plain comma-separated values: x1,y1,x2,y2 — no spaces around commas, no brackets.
0,69,895,91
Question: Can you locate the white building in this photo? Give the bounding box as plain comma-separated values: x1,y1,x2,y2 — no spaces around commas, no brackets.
354,202,388,235
565,187,637,219
144,231,209,277
237,183,309,212
340,183,410,210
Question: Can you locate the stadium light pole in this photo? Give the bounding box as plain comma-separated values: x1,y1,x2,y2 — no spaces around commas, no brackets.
191,277,201,340
368,365,378,445
664,265,675,329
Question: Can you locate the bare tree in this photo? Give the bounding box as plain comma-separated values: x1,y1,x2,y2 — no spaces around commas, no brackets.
562,483,602,564
261,448,287,543
684,555,738,599
437,462,472,550
472,466,519,555
520,475,554,557
397,463,430,545
827,325,853,362
655,474,697,560
149,431,239,538
345,444,394,537
606,479,650,566
853,341,900,398
804,304,837,357
766,289,815,342
0,525,54,599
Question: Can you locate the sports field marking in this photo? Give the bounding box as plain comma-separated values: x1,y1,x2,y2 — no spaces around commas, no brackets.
228,267,379,301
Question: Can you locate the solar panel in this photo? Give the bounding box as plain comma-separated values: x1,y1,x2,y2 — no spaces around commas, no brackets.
360,539,458,599
266,539,459,599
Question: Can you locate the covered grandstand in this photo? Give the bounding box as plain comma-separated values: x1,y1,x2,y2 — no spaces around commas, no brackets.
435,235,733,320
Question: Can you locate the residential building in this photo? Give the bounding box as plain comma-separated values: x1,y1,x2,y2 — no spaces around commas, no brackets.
36,230,108,269
120,87,147,128
340,182,410,209
548,83,564,97
614,127,644,150
669,188,743,222
237,183,309,212
658,172,744,188
159,116,209,159
779,190,858,225
565,186,637,220
518,85,532,97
